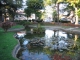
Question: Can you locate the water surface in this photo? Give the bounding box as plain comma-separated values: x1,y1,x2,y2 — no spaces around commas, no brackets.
16,29,80,60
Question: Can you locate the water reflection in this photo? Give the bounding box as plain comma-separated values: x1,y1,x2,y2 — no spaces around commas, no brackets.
44,30,68,49
16,29,80,60
45,30,54,38
20,50,50,60
73,35,78,48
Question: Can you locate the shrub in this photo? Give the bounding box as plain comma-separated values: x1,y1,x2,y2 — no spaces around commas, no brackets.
36,20,43,23
1,22,16,32
0,23,2,27
15,20,30,26
33,27,45,33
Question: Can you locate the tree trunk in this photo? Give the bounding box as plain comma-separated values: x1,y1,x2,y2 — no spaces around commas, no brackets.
75,7,78,25
57,3,59,23
12,16,15,22
4,13,6,22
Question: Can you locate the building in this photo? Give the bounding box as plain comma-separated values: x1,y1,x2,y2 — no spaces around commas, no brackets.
14,9,27,20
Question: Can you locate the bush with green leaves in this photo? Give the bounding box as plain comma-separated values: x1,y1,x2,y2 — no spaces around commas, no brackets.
15,20,31,26
33,27,45,33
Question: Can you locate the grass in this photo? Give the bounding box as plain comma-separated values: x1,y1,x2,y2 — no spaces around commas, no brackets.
0,25,24,60
9,25,24,29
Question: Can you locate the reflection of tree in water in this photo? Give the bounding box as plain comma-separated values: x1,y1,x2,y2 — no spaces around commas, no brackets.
73,35,78,48
74,41,80,60
16,29,80,60
73,35,80,51
53,30,59,37
43,48,54,56
25,33,45,39
67,33,73,39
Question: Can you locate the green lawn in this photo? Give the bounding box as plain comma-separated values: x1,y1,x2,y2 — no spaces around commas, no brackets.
0,25,24,60
10,25,24,29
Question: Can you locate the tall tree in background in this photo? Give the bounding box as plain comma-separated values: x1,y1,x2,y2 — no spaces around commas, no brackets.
56,0,80,25
53,10,57,22
43,0,52,6
66,0,80,25
0,0,17,22
0,0,23,22
14,0,23,8
55,0,64,23
11,0,23,21
44,0,65,22
25,0,44,20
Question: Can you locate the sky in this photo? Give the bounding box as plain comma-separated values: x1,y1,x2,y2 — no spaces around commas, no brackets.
22,0,27,9
23,0,26,5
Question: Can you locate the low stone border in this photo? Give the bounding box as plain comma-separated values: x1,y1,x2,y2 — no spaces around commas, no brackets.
12,44,21,60
11,28,24,60
12,34,21,60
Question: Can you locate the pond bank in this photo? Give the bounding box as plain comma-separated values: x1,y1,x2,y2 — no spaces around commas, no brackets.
12,44,21,60
44,26,80,34
29,25,80,34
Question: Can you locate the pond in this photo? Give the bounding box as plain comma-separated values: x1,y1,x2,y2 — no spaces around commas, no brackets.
15,29,80,60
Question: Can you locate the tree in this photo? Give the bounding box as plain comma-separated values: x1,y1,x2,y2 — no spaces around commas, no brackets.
44,0,65,23
53,10,57,22
66,0,80,25
8,0,23,21
52,0,80,24
15,0,23,8
56,0,80,25
0,0,23,22
0,0,18,22
43,0,52,6
24,8,34,18
56,0,64,23
25,0,44,20
43,0,57,22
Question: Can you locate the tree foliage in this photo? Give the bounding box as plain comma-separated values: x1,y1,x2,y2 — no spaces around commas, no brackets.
25,0,44,19
55,0,80,24
27,0,43,10
0,0,23,22
15,0,23,8
66,0,80,24
43,0,52,6
65,0,80,11
53,10,57,22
